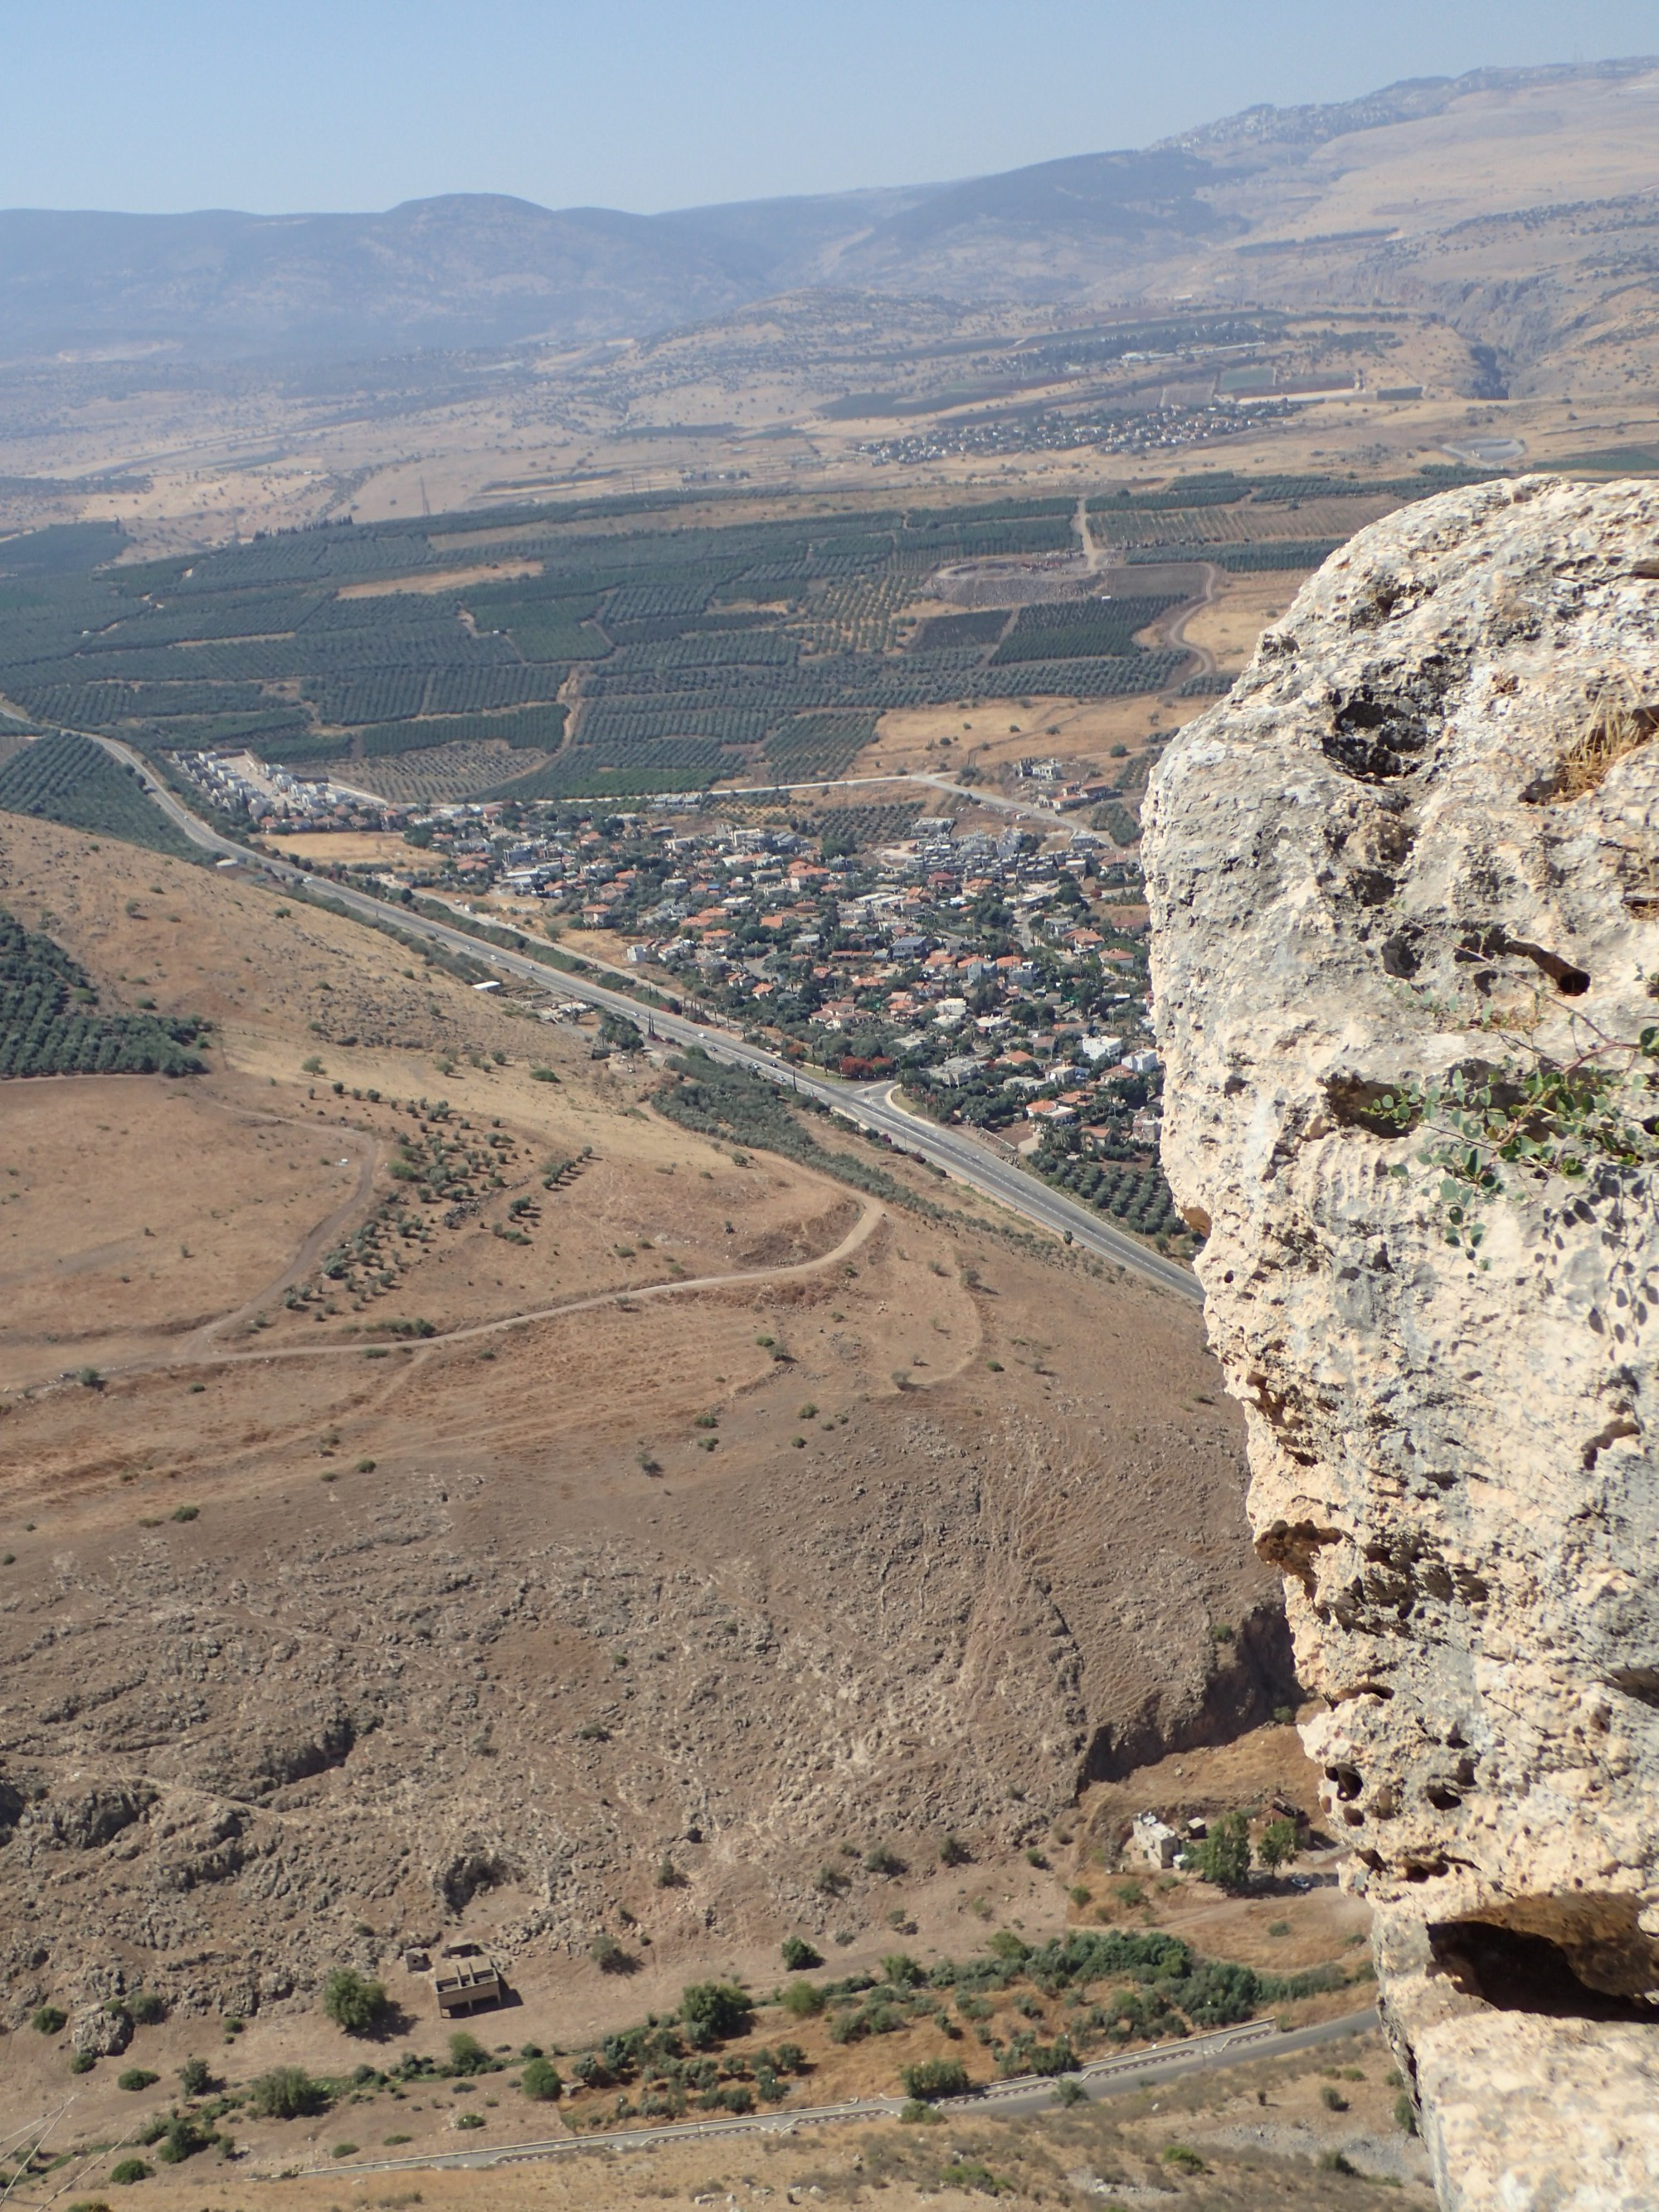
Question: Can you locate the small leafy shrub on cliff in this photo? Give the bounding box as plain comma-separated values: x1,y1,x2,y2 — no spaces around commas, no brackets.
32,2005,67,2036
1379,1035,1659,1261
323,1967,391,2036
116,2068,158,2093
782,1981,825,2019
178,2057,213,2098
781,1937,822,1971
1162,2146,1206,2174
109,2161,151,2187
128,1993,167,2025
248,2066,330,2119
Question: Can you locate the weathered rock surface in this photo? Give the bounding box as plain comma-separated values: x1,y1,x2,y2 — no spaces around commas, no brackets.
1146,475,1659,2209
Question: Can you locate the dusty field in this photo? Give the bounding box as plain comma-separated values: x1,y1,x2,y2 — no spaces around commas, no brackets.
858,699,1197,785
1179,573,1308,673
337,562,546,600
261,831,419,865
0,820,1298,2098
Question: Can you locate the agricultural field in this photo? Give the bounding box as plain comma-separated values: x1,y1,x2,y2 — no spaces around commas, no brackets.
0,465,1489,810
0,904,208,1078
0,730,202,860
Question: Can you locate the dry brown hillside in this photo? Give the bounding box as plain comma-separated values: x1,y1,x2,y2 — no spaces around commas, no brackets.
0,821,1290,2048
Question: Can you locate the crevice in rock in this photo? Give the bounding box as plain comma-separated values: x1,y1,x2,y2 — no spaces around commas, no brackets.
1430,1903,1659,2019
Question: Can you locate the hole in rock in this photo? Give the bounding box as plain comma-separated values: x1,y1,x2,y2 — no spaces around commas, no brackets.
1321,691,1431,782
1430,1899,1659,2017
1325,1074,1417,1137
1607,1667,1659,1709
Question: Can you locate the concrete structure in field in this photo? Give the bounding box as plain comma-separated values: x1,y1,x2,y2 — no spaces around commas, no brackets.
1129,1810,1180,1870
433,1946,505,2018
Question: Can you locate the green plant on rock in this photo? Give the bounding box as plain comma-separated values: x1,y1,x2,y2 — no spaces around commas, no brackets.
1378,1030,1659,1261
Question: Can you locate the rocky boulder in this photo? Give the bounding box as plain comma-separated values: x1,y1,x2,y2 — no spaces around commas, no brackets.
1146,475,1659,2209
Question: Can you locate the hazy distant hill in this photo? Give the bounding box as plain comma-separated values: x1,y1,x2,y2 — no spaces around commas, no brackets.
1,56,1653,362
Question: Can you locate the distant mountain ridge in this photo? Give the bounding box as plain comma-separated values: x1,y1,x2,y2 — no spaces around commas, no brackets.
1,56,1653,363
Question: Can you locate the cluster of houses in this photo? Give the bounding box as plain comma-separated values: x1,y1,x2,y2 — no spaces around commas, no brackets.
178,748,394,832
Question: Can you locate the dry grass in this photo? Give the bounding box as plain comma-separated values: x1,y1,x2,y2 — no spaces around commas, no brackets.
1553,680,1658,800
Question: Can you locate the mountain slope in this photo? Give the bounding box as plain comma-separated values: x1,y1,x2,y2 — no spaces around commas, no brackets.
0,56,1654,363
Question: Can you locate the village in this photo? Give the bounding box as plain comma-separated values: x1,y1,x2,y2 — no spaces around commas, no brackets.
178,746,1184,1250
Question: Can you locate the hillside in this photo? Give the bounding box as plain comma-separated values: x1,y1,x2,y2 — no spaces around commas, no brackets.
1,60,1654,364
0,817,1292,2048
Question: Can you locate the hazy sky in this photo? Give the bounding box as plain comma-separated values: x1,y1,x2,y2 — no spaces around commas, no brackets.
2,0,1657,215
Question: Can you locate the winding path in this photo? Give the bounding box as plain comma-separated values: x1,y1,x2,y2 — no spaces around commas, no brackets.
99,1196,882,1381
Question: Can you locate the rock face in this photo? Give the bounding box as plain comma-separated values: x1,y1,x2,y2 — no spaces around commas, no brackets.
1145,476,1659,2209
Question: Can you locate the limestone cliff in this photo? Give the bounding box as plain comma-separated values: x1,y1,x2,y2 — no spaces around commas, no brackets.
1145,476,1659,2209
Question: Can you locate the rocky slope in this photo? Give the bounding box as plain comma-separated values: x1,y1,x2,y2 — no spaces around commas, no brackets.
1146,475,1659,2208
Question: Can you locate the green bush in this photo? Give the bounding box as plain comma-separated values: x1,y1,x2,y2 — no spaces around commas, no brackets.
1162,2146,1205,2173
679,1981,753,2041
521,2057,562,2102
109,2161,152,2186
70,2050,97,2074
247,2066,330,2119
116,2068,159,2093
178,2057,213,2097
154,2114,208,2166
901,2057,970,2102
1193,1810,1253,1893
898,2098,943,2124
448,2031,494,2075
323,1967,391,2035
32,2005,67,2035
1257,1817,1301,1872
128,1993,167,2026
781,1981,825,2019
781,1937,823,1971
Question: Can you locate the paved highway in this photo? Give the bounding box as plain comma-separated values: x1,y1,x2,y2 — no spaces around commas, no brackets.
308,2007,1380,2178
97,736,1199,1304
